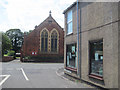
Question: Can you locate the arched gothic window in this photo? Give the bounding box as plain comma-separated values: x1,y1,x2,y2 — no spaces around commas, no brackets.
51,31,58,52
41,30,48,52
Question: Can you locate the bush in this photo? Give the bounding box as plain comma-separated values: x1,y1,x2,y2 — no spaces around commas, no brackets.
24,56,30,60
7,50,15,56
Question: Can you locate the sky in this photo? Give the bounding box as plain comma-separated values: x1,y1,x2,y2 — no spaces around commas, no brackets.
0,0,76,32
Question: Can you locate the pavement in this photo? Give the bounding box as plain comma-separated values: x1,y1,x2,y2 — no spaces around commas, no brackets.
1,59,95,88
56,67,97,89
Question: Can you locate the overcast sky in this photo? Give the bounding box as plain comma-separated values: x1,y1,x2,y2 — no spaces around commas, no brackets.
0,0,76,32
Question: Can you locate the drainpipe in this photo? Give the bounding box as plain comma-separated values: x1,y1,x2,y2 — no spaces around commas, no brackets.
77,0,81,80
77,0,80,77
79,2,82,80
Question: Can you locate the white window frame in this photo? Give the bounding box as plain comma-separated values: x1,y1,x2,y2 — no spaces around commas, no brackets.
67,10,73,35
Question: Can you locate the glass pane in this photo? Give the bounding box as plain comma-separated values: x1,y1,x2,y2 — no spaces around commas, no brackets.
67,10,72,23
41,38,44,51
66,44,77,68
55,39,57,51
51,31,58,52
45,32,48,38
45,38,48,52
70,22,72,33
90,40,103,76
51,39,53,51
67,22,72,34
41,32,44,37
41,30,48,52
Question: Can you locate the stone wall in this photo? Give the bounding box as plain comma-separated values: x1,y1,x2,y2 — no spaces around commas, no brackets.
2,56,14,62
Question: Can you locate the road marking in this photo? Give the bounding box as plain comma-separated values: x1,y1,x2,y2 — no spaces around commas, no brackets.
0,75,10,86
20,68,29,81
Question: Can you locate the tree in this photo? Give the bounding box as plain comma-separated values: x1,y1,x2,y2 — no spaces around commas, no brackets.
2,32,12,56
5,29,24,58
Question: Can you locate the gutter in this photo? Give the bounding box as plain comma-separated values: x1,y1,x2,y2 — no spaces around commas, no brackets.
63,2,76,14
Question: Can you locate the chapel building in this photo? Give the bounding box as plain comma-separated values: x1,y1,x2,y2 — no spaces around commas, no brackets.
21,12,64,62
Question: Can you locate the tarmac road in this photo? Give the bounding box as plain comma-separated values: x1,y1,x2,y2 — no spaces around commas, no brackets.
1,59,93,88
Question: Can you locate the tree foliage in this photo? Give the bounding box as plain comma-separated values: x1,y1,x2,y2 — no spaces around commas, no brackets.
2,32,12,56
5,29,24,58
6,29,23,39
5,29,24,52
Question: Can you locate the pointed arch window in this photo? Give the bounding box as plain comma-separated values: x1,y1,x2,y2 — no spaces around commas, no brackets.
41,30,48,52
51,31,58,52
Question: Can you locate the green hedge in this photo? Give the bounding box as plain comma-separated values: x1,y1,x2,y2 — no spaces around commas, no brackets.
22,55,64,63
7,50,15,56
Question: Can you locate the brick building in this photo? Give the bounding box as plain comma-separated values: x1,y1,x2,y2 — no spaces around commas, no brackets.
63,1,120,89
21,12,64,62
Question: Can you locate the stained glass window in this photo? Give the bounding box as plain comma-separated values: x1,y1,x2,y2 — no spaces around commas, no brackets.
41,30,48,52
51,31,58,52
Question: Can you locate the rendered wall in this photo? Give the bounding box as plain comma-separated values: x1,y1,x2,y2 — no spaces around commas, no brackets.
80,2,119,88
64,2,119,88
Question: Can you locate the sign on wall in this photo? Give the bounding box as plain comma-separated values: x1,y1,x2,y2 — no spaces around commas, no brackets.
31,52,37,55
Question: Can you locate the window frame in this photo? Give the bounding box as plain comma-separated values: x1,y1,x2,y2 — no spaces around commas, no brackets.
40,30,48,53
66,43,77,71
51,30,58,52
50,29,59,53
89,39,103,80
67,10,73,35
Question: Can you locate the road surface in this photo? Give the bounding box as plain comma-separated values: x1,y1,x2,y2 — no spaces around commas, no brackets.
1,59,93,88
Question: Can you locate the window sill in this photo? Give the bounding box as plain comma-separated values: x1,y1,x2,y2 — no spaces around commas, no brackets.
65,67,77,72
88,74,103,81
66,32,73,36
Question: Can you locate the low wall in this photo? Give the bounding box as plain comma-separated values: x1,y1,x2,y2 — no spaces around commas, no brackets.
2,56,14,62
20,55,64,63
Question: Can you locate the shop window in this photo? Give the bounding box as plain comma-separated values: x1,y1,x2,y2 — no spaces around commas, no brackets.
67,10,72,34
89,39,103,77
41,30,48,52
51,31,58,52
66,44,77,68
